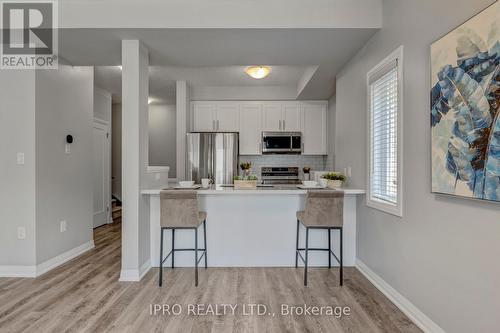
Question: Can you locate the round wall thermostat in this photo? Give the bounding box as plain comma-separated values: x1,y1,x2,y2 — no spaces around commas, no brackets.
66,135,73,144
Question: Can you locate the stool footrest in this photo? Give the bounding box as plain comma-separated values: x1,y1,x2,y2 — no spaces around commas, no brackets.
296,248,341,265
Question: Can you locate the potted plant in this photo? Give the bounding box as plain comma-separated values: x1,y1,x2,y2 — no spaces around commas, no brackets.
321,172,346,189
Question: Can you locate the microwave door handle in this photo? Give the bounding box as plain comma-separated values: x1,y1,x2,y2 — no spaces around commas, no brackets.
290,136,293,152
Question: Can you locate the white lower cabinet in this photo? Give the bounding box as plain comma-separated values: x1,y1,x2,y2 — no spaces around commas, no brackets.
239,104,263,155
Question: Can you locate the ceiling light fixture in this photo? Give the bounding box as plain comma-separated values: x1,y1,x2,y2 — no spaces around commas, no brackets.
245,65,271,79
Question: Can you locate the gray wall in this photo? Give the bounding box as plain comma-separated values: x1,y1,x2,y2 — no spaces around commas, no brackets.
148,104,177,177
334,0,500,332
112,104,122,200
326,95,336,170
35,65,94,263
0,70,37,267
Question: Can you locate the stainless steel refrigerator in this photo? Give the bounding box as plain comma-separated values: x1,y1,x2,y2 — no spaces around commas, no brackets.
186,132,239,185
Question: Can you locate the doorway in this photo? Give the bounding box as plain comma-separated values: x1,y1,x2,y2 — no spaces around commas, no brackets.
92,119,111,228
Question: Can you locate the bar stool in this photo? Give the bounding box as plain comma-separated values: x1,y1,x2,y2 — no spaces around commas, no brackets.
158,190,207,287
295,190,344,286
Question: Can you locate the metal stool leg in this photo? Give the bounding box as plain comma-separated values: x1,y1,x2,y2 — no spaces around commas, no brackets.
195,228,198,287
328,228,331,269
171,229,175,268
340,227,343,286
295,219,299,268
203,220,207,269
304,227,309,286
159,228,164,287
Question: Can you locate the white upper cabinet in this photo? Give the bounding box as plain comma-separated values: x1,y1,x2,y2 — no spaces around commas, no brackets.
282,103,301,131
191,100,328,156
216,103,239,131
193,102,216,131
262,103,283,131
192,102,239,131
239,104,263,155
301,102,328,155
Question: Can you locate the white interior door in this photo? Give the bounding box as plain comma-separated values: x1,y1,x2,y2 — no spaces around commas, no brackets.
93,121,110,228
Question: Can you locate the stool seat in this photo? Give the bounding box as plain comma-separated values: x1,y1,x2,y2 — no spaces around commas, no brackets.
295,190,344,286
159,190,208,287
296,210,305,223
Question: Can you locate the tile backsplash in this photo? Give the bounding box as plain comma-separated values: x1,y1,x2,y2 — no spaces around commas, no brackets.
239,155,328,179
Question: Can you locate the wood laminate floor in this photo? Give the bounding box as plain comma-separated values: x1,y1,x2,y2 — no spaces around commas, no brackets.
0,221,421,333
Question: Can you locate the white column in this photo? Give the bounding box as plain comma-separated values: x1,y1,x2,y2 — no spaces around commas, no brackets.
120,40,151,281
176,80,189,180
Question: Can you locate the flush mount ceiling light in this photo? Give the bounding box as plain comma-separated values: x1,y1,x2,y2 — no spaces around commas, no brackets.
245,65,271,79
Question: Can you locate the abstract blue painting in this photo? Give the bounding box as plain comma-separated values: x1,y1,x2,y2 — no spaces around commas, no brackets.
431,2,500,202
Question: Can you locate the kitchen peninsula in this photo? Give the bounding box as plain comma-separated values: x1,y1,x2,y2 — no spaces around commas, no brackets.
142,186,364,268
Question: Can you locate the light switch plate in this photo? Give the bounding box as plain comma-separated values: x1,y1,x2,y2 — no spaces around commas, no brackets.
65,144,71,154
60,220,67,232
17,227,26,240
16,152,25,165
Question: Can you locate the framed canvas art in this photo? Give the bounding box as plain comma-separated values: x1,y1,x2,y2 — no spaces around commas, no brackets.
431,2,500,202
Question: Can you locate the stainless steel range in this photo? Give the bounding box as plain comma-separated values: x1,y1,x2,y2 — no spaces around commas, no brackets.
260,167,300,185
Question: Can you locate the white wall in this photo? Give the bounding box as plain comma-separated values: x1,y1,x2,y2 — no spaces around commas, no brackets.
176,81,189,181
334,1,500,332
59,0,382,29
112,103,122,200
0,70,37,269
94,86,112,122
35,65,94,264
190,86,297,101
326,95,336,170
148,104,176,177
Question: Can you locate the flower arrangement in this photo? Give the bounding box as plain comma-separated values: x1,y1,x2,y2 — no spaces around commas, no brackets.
240,162,251,170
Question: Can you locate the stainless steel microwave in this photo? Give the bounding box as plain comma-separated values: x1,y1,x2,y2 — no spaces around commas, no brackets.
262,132,302,154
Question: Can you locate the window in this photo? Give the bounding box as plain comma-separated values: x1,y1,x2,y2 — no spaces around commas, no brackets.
367,46,403,216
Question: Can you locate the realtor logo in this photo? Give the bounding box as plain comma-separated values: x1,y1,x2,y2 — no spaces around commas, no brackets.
1,0,58,69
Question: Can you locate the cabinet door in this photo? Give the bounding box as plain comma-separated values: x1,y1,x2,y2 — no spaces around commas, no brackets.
302,102,327,155
262,103,283,131
216,103,240,131
239,104,263,155
283,103,301,131
193,102,216,131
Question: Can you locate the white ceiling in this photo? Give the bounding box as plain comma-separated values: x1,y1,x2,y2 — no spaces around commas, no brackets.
82,28,378,102
94,65,312,104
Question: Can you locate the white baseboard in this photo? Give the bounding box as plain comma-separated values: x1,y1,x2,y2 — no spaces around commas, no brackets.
356,259,446,333
0,240,94,278
36,240,95,276
119,260,151,282
0,265,36,278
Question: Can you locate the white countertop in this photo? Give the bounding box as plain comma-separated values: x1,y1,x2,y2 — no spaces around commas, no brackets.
141,184,365,195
